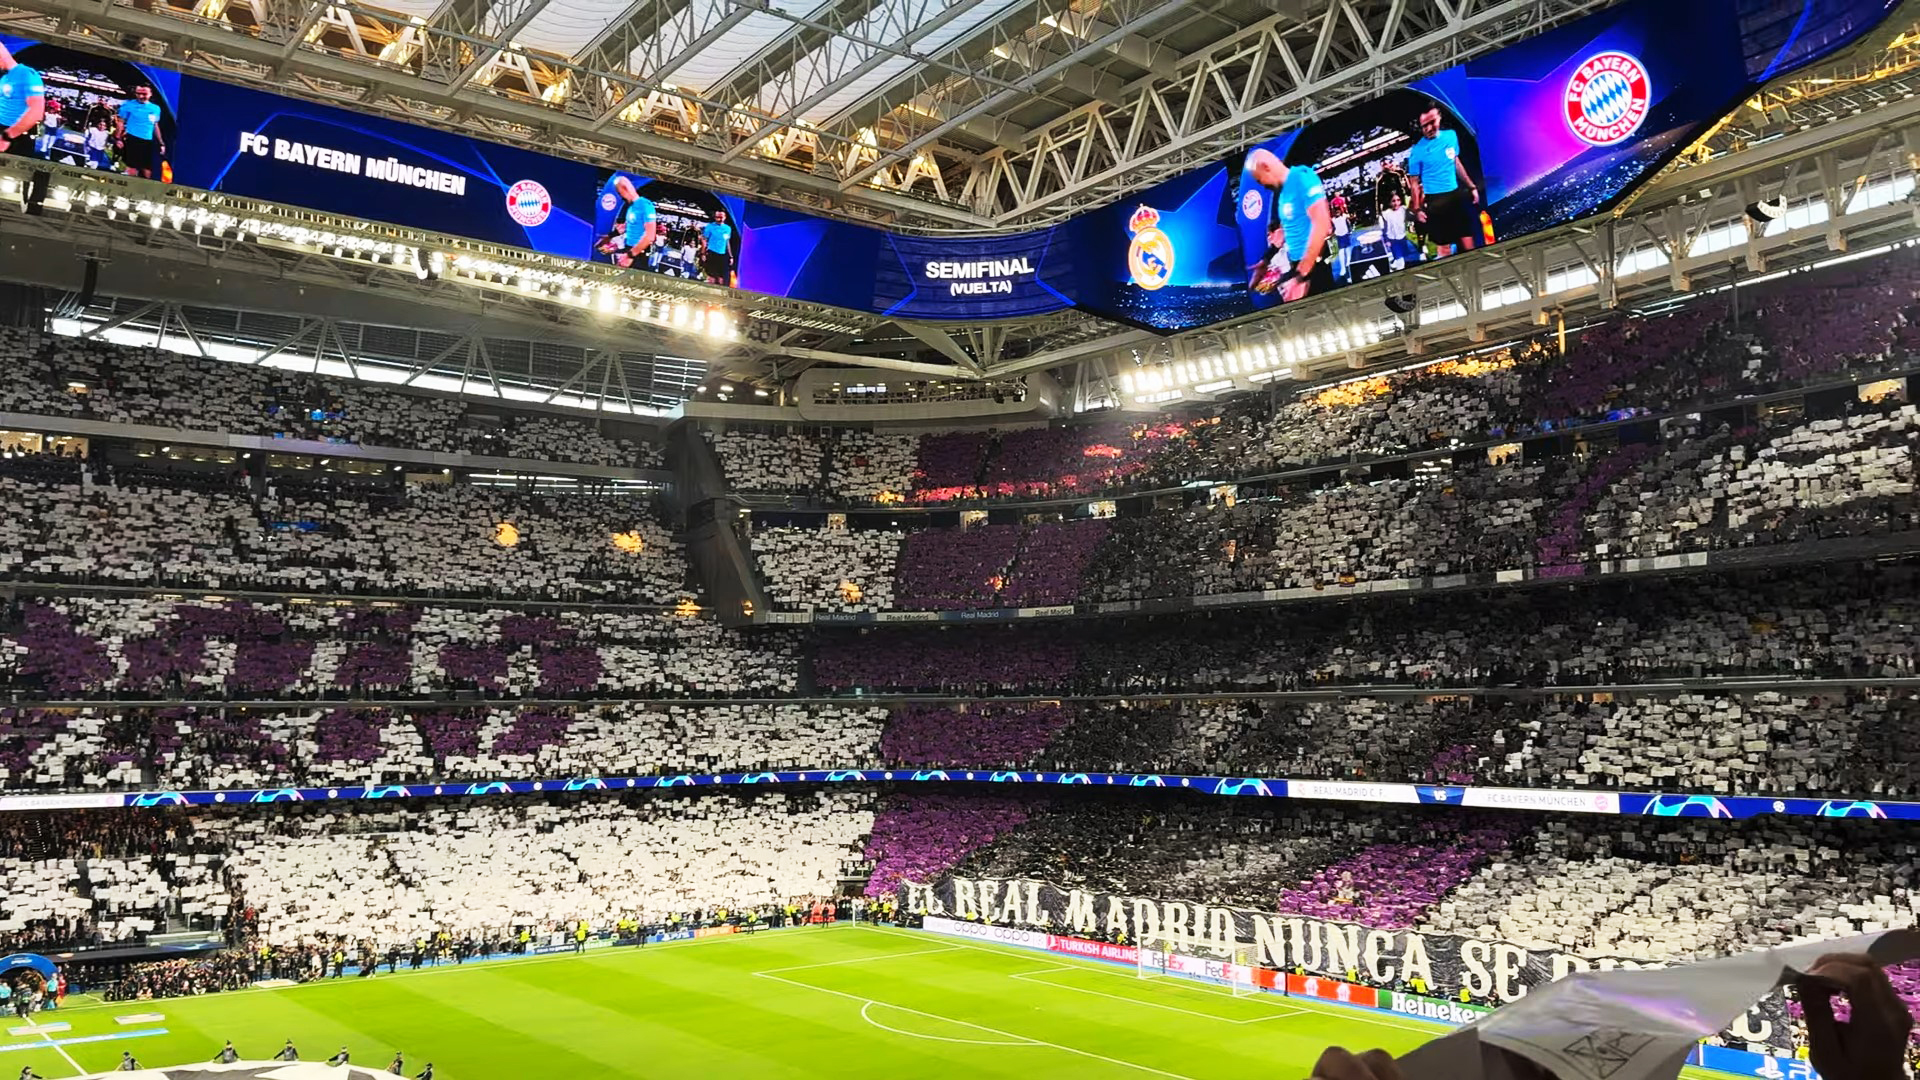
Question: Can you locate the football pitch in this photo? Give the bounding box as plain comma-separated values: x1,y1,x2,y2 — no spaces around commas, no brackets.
3,925,1453,1078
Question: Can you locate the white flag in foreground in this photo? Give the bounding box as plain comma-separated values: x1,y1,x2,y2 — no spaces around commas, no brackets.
1400,929,1920,1080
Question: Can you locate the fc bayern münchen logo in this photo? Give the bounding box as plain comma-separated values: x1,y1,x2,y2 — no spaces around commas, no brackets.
506,179,553,226
1565,51,1650,146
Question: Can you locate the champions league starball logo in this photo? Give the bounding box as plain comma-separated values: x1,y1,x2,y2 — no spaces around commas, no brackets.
505,179,553,226
1817,799,1889,818
1644,793,1733,818
1126,205,1174,292
1565,51,1651,146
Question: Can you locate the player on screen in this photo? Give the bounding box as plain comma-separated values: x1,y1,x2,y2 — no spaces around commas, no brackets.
327,1046,351,1066
276,1038,300,1061
0,44,45,158
1406,105,1481,257
596,175,658,269
1245,146,1333,303
116,1052,142,1071
19,1067,44,1080
415,1064,435,1080
213,1039,240,1063
388,1050,405,1074
113,84,165,180
699,209,735,287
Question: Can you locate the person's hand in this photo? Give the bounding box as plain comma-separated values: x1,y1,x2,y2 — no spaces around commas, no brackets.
1282,273,1311,302
1469,187,1480,204
1310,1047,1402,1080
1268,227,1286,249
1796,953,1914,1080
0,135,10,153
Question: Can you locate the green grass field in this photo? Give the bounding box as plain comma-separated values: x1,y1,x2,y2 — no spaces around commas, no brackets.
2,925,1455,1078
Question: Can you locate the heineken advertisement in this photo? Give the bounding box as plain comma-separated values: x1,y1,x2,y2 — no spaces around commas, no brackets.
904,874,1798,1052
1378,990,1495,1026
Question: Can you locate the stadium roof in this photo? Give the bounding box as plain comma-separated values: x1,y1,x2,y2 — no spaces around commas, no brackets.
0,0,1618,229
2,0,1920,415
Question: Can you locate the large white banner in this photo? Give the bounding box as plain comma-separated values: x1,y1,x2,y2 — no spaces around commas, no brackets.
905,874,1793,1049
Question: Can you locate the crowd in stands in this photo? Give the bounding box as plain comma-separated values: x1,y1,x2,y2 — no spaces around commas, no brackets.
931,791,1920,965
0,456,687,602
711,249,1920,511
0,701,878,792
0,327,661,469
705,429,827,494
0,596,798,699
814,561,1920,693
0,811,228,951
750,525,900,612
3,243,1920,1045
0,793,870,957
825,431,918,501
750,397,1915,611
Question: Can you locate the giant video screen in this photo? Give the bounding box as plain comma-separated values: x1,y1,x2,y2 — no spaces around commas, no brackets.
1074,0,1754,331
0,0,1901,330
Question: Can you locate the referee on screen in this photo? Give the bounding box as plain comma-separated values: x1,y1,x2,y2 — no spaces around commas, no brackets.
113,85,164,180
0,44,45,157
1406,105,1480,257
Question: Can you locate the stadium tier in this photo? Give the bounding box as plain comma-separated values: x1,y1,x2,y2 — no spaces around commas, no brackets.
5,34,1920,1075
0,327,663,470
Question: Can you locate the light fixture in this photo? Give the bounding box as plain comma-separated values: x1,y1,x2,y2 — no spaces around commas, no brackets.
22,170,49,216
1746,196,1786,224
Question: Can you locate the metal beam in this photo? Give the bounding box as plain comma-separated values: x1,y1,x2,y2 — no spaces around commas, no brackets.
585,1,754,128
965,0,1612,224
0,0,992,227
843,0,1196,188
445,0,560,94
779,345,976,377
721,0,1004,163
892,320,985,375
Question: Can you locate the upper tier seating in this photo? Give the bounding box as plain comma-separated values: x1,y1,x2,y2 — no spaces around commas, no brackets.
0,327,660,468
0,459,686,601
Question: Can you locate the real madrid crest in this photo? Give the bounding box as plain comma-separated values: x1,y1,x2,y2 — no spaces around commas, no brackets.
1127,204,1174,291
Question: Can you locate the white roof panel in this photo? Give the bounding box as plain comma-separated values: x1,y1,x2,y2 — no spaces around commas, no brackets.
508,0,637,56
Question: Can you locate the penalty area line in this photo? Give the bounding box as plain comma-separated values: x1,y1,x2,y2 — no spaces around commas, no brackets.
755,969,1204,1080
857,1002,1036,1046
857,924,1449,1038
753,944,963,975
1009,967,1308,1025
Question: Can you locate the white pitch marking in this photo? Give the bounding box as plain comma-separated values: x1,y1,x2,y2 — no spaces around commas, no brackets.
753,944,962,975
27,1020,85,1077
1009,966,1307,1025
858,1001,1038,1046
854,924,1448,1038
757,970,1206,1080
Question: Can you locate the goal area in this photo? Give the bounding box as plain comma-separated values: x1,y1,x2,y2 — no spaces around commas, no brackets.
1134,935,1266,997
